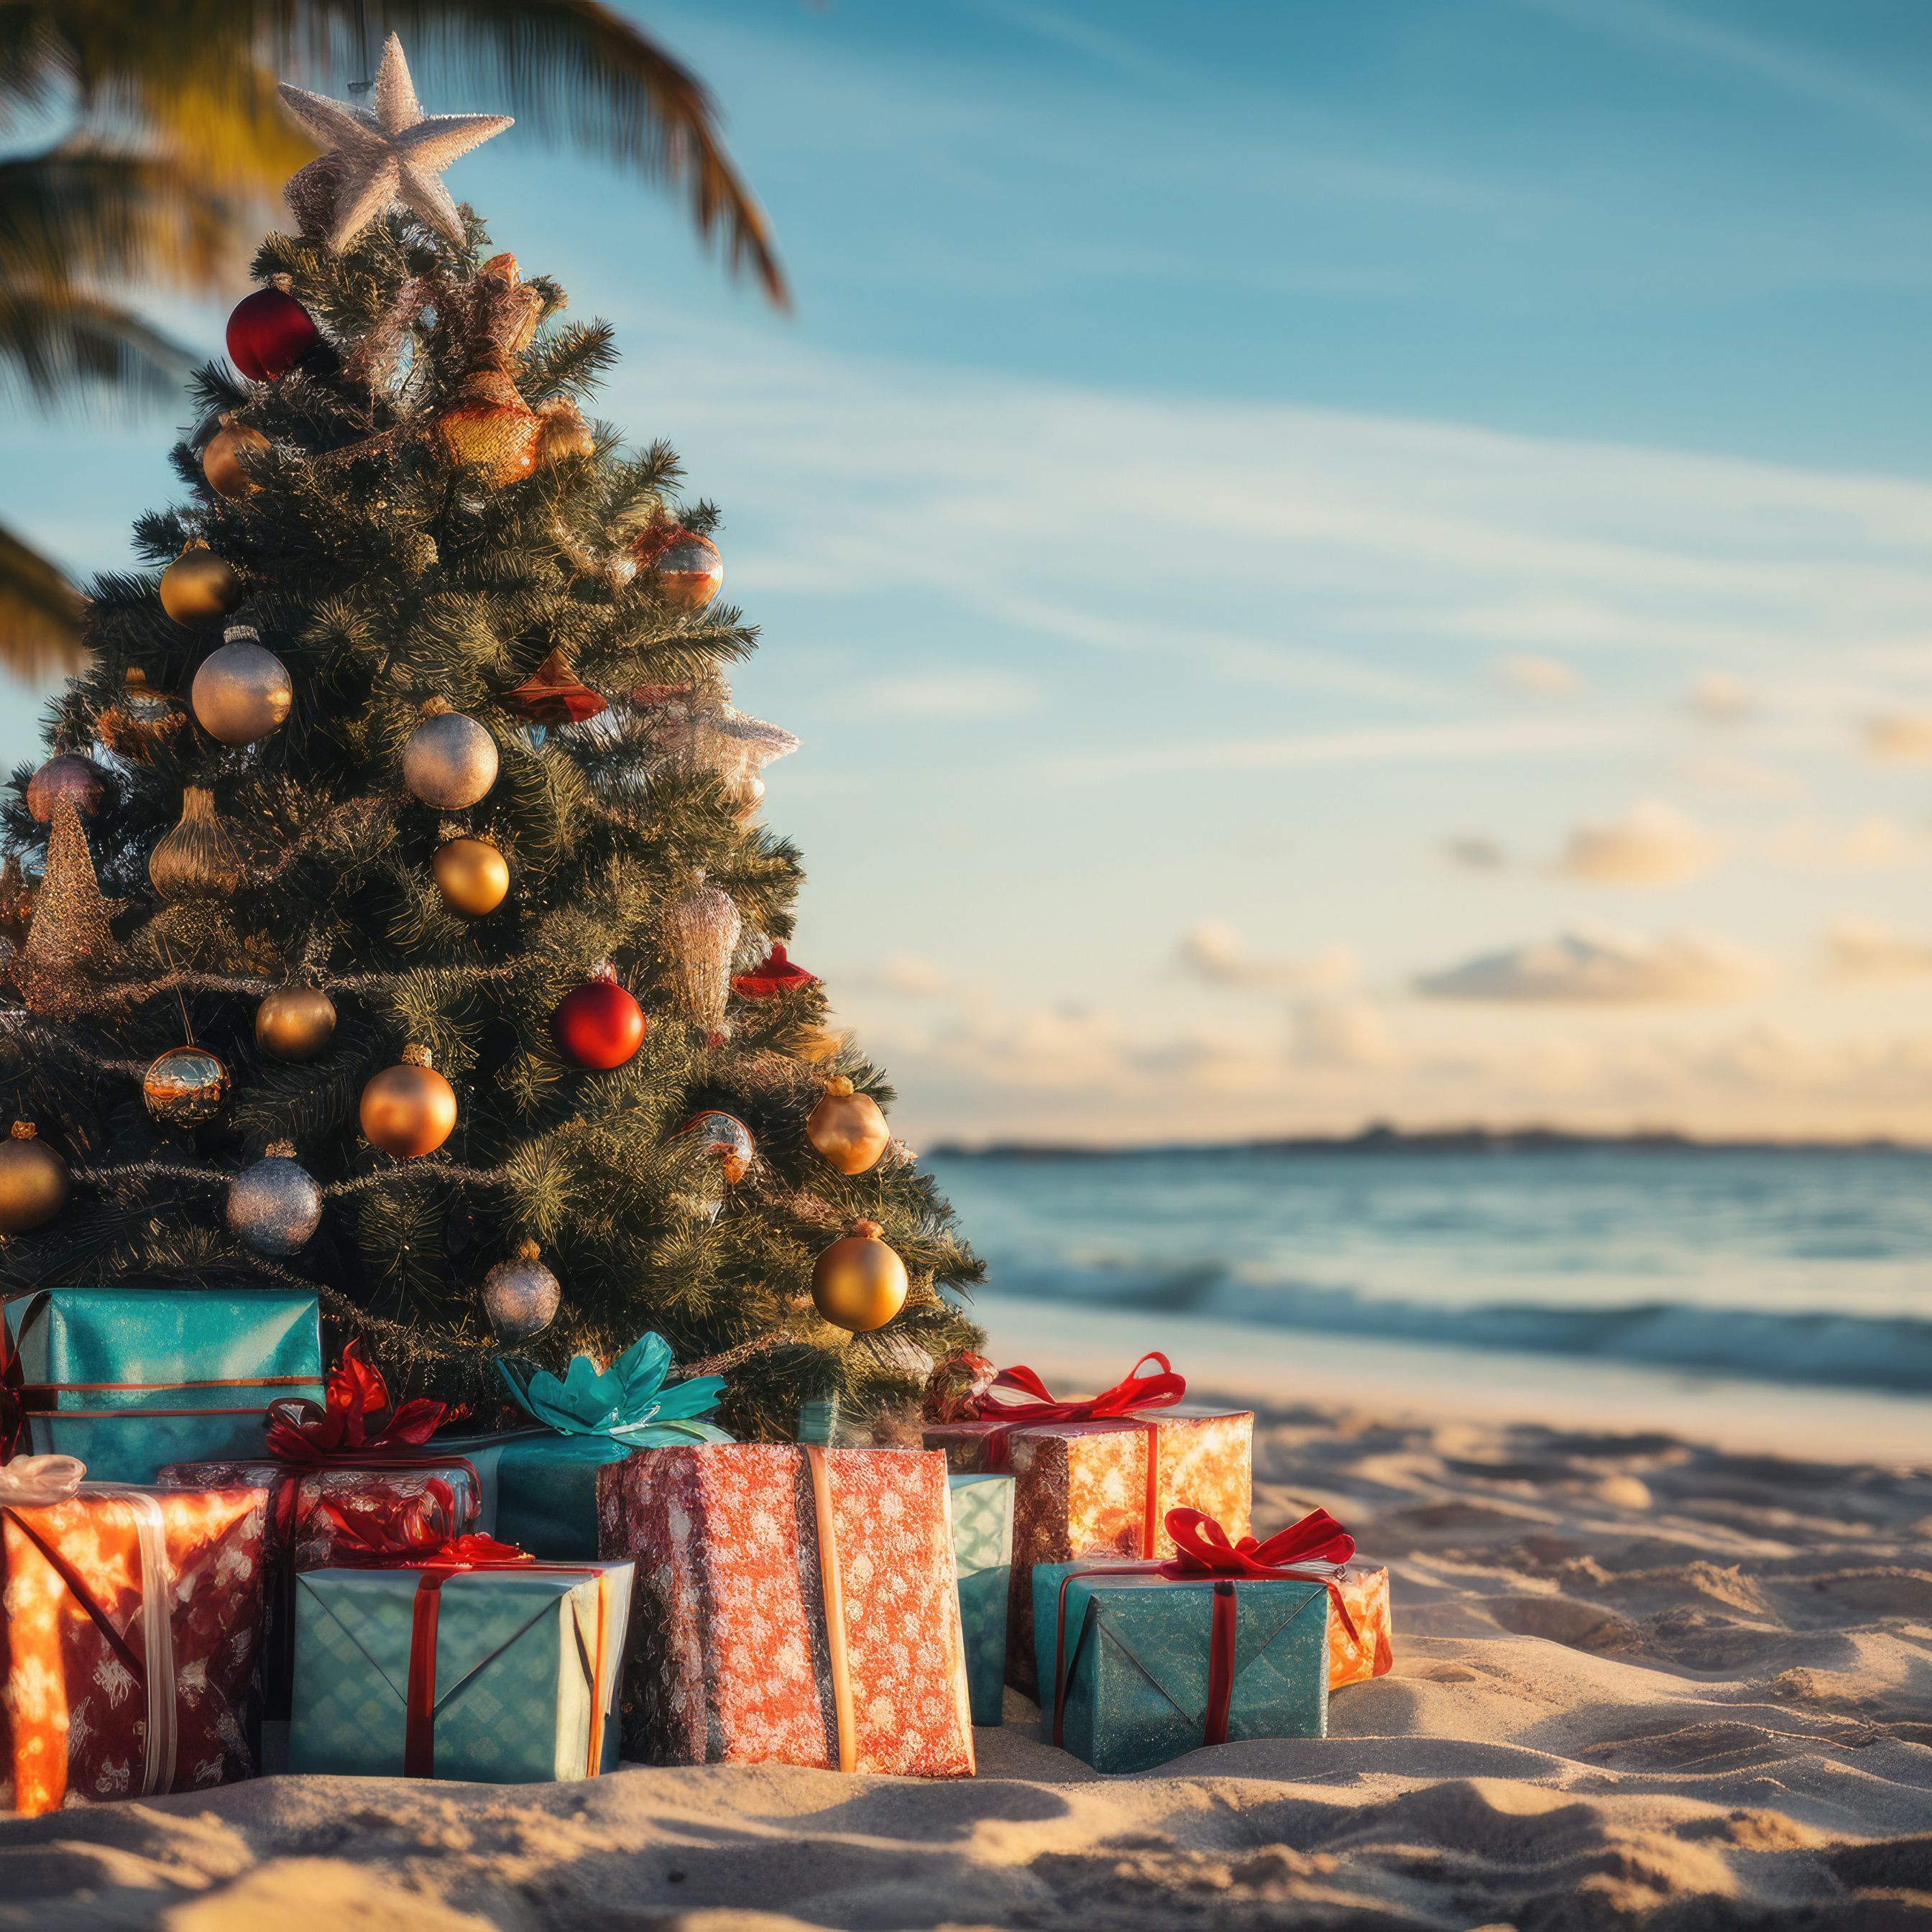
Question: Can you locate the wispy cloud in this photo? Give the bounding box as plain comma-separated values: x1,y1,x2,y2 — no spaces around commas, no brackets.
1822,919,1932,984
1491,652,1581,696
1179,922,1357,994
1552,800,1724,886
853,671,1041,719
1417,927,1770,1006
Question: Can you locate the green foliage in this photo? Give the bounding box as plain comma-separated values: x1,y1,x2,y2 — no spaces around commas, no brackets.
0,201,980,1439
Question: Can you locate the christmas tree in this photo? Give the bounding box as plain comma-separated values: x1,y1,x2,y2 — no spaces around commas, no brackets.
0,39,982,1438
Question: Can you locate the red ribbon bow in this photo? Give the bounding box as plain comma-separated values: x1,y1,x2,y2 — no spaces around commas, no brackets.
983,1351,1187,1425
1053,1506,1363,1754
1162,1506,1356,1581
264,1339,446,1465
308,1477,520,1568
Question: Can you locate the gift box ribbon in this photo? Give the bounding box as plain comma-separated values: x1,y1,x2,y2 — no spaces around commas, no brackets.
958,1352,1187,1558
494,1330,728,1445
1051,1506,1361,1752
0,1455,179,1808
315,1486,611,1780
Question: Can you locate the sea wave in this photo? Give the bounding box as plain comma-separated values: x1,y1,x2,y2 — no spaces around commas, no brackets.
978,1255,1932,1394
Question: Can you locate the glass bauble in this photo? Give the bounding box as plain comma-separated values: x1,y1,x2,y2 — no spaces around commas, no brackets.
203,422,270,500
481,1239,561,1341
149,787,244,901
0,1122,68,1234
660,873,740,1034
226,288,319,381
806,1077,891,1177
26,755,106,824
191,628,293,746
811,1219,908,1333
226,1142,322,1256
144,1045,231,1126
255,984,336,1062
360,1046,456,1158
433,836,510,917
159,547,242,627
680,1109,755,1184
402,702,498,809
554,962,646,1070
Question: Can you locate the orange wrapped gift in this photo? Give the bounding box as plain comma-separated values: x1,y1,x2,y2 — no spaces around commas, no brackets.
0,1455,268,1816
599,1443,975,1777
923,1353,1253,1697
1330,1562,1394,1688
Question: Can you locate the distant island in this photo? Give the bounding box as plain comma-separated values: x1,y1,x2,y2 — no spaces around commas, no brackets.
929,1124,1931,1159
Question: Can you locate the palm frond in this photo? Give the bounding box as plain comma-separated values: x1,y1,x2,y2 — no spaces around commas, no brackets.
0,143,242,290
0,522,83,681
0,283,186,407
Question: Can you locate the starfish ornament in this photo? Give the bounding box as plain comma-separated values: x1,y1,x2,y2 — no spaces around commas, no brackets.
278,34,512,251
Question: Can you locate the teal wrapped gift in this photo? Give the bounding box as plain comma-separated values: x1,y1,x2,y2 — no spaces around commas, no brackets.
3,1287,323,1484
288,1549,633,1782
436,1332,730,1559
949,1471,1013,1726
1033,1507,1361,1774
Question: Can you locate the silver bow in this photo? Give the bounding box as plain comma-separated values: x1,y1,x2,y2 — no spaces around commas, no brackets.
0,1453,86,1507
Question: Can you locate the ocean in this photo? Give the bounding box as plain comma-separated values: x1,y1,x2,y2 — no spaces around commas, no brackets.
925,1144,1932,1458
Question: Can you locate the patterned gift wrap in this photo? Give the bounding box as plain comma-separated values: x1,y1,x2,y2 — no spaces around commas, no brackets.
1330,1564,1394,1689
437,1331,732,1560
288,1556,632,1782
1032,1560,1330,1775
949,1471,1013,1726
2,1288,323,1484
0,1476,270,1814
156,1458,482,1724
925,1408,1253,1696
599,1443,976,1777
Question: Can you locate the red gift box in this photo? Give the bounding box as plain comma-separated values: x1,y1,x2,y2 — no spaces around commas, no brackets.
599,1443,975,1777
924,1353,1253,1696
1330,1563,1394,1688
0,1457,268,1815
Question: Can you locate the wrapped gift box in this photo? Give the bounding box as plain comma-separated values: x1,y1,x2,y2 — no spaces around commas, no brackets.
599,1443,975,1777
1330,1564,1394,1688
926,1397,1252,1696
0,1466,270,1814
3,1288,323,1484
949,1471,1013,1726
438,1331,730,1560
288,1554,632,1782
1033,1561,1329,1775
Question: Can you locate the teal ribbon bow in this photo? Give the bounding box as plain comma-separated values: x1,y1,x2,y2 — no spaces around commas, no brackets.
497,1332,731,1445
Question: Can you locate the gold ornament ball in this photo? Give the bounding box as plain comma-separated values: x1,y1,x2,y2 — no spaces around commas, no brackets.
0,1122,68,1234
433,836,510,917
402,705,499,810
203,423,270,500
811,1219,908,1333
806,1077,891,1177
192,633,293,746
159,549,242,627
26,754,108,824
360,1045,457,1158
144,1044,231,1126
255,984,336,1062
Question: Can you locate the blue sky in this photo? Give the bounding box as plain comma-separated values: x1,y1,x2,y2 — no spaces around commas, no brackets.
8,1,1932,1142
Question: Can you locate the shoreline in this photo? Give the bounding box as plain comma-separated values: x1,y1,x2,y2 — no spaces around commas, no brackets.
967,1287,1932,1466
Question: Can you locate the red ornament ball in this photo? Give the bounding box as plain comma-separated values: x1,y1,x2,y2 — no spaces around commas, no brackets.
226,289,319,382
554,963,647,1070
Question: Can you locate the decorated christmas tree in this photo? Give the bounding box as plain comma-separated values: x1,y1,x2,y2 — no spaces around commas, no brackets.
0,38,982,1438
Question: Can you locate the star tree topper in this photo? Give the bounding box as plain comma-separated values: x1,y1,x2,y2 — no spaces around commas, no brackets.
278,34,512,251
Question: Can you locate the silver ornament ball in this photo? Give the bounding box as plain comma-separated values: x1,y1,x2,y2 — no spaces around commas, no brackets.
403,706,499,809
226,1146,323,1256
482,1240,561,1340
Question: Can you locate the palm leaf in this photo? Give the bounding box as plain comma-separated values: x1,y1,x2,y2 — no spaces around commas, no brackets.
0,283,186,406
0,143,242,290
4,1,788,305
0,523,83,680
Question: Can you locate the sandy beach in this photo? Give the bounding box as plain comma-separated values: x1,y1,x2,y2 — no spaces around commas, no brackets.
4,1377,1927,1932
